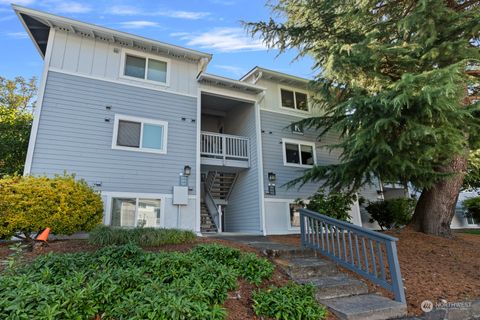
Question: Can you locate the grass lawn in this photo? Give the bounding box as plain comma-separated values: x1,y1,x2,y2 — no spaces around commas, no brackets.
457,229,480,235
0,229,330,320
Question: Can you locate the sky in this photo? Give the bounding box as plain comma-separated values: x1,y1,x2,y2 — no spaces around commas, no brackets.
0,0,316,81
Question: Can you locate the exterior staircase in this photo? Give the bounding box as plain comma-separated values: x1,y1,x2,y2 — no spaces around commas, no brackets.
266,247,407,320
200,202,217,233
207,172,237,200
201,171,238,233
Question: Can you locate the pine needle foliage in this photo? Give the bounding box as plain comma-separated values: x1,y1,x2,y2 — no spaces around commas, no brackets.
246,0,480,193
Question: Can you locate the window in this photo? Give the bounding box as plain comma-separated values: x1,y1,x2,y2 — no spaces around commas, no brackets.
122,51,169,85
111,198,161,228
113,115,168,154
280,88,309,111
289,203,304,228
282,139,316,167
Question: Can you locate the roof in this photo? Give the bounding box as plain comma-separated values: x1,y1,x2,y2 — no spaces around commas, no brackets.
240,66,312,87
12,4,212,63
198,73,265,94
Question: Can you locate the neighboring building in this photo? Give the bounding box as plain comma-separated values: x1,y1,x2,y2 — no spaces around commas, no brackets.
18,6,470,236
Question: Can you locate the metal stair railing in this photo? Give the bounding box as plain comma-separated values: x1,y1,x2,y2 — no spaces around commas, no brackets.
300,208,406,303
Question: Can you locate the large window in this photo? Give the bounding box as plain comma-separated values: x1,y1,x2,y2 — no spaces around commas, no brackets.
122,50,169,85
282,138,316,167
112,115,168,154
111,198,161,228
280,88,309,111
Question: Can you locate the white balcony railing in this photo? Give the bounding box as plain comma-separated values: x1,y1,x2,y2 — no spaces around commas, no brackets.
201,131,249,167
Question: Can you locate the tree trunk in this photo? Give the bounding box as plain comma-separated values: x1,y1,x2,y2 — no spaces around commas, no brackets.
410,154,468,237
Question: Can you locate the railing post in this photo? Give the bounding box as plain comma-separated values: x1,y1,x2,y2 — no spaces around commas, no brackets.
222,135,226,165
300,211,306,248
385,240,406,303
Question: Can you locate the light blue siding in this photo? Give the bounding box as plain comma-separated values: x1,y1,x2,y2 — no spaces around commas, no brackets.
31,71,197,194
260,110,340,199
223,104,262,233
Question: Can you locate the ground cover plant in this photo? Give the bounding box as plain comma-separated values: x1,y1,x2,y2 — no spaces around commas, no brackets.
0,243,276,319
88,225,196,246
252,282,327,320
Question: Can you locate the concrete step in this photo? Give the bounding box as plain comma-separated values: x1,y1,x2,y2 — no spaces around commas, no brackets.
296,275,369,299
249,242,315,258
276,257,339,279
320,294,407,320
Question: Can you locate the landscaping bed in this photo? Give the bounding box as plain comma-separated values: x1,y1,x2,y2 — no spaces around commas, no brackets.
269,228,480,316
0,235,333,319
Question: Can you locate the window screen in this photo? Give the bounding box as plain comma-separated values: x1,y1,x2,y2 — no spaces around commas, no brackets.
117,120,141,147
285,143,300,164
147,59,167,83
281,89,295,109
124,55,146,79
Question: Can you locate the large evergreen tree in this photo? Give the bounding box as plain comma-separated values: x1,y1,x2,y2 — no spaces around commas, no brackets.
247,0,480,236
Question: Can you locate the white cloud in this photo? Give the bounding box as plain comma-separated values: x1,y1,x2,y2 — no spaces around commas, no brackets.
109,5,210,20
119,20,161,29
6,31,29,39
0,0,36,5
157,10,210,20
49,1,91,13
214,65,246,77
110,5,141,16
176,28,267,53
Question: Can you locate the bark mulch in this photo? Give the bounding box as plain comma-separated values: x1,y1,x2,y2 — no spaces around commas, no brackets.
0,237,337,320
269,228,480,316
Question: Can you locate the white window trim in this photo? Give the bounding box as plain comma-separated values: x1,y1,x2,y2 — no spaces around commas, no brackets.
282,138,317,168
119,48,171,87
107,194,166,228
112,114,168,154
278,86,310,113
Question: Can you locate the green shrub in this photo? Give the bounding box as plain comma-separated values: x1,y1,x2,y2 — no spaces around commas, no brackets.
366,198,416,230
462,196,480,221
88,225,197,246
0,174,103,240
296,189,356,222
252,282,327,320
192,244,275,285
1,243,269,319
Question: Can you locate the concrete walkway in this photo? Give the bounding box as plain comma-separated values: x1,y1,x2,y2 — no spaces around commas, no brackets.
211,234,407,320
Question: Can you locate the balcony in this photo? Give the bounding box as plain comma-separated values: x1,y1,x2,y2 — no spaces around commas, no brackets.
200,131,250,168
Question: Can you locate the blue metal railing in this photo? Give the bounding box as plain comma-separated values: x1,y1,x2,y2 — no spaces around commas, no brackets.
299,208,406,303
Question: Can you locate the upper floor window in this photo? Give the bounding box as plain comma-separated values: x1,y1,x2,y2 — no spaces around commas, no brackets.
112,114,168,154
280,88,309,112
282,138,316,167
122,50,169,85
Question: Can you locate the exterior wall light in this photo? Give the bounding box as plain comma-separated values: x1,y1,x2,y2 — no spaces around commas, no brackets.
184,165,191,177
268,172,276,182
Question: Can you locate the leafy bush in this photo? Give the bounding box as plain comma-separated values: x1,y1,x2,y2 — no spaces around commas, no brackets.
0,243,274,319
192,244,275,285
89,225,196,246
296,189,356,221
252,282,327,320
0,175,103,240
462,196,480,221
366,198,416,230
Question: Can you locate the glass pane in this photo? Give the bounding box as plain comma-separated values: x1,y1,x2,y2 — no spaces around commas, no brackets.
137,199,161,227
142,124,164,150
281,89,295,109
285,143,300,164
295,92,308,111
125,55,146,79
289,203,301,228
117,120,141,147
300,144,314,165
111,198,136,227
147,59,167,83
